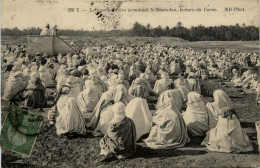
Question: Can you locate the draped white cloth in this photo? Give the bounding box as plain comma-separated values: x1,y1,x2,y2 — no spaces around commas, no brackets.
156,89,184,112
187,78,201,93
94,85,133,134
39,71,53,88
182,92,210,136
204,115,253,153
144,98,190,149
205,90,233,129
56,95,87,135
2,74,26,100
57,75,67,90
69,83,81,99
153,79,174,95
174,78,190,100
77,82,102,118
125,97,152,141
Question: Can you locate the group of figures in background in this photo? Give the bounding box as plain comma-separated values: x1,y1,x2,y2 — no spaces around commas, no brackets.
40,23,58,37
1,41,259,161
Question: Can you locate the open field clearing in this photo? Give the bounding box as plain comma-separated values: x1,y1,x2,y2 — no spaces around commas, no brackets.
1,36,259,54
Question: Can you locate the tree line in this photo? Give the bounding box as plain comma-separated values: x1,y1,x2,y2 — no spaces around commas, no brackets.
1,22,259,41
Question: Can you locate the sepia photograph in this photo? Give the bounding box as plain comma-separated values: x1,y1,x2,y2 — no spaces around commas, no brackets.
0,0,259,167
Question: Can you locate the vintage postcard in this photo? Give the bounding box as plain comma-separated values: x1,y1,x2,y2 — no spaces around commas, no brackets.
1,0,259,167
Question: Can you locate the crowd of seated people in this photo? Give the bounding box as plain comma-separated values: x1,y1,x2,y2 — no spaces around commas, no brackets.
1,42,258,161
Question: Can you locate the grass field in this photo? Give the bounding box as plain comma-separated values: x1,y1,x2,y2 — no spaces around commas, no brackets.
1,36,259,54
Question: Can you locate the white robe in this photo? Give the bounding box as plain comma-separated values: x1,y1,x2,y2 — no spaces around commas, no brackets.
153,79,173,95
204,115,253,153
125,97,152,141
56,95,87,135
144,100,190,149
2,76,26,100
57,75,67,90
40,72,53,88
157,89,184,112
77,85,102,118
183,100,210,136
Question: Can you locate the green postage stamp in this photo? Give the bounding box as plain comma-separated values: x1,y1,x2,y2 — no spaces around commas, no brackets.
0,105,42,156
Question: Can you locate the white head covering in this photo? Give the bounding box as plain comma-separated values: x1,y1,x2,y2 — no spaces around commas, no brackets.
13,71,23,77
213,90,233,110
84,80,94,87
61,86,71,95
161,72,169,79
114,84,127,103
66,76,77,88
187,91,202,104
30,71,40,79
38,66,46,72
112,102,126,123
108,78,118,89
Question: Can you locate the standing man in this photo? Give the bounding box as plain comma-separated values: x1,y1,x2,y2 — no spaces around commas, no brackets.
51,25,58,36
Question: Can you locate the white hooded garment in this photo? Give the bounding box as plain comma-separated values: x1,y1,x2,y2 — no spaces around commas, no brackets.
204,115,253,153
125,97,152,141
56,94,87,135
144,98,190,149
39,67,53,88
203,90,253,153
153,78,173,95
157,89,184,112
182,91,210,136
77,81,102,118
2,72,26,100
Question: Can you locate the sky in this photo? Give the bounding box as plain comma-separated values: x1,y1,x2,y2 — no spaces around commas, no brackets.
1,0,259,30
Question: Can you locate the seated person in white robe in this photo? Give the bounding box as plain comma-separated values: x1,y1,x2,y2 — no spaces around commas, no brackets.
88,83,132,134
174,73,190,100
88,68,107,93
39,66,53,88
144,97,190,149
233,69,253,86
219,67,231,80
182,91,210,136
157,88,184,112
56,69,69,90
65,76,81,99
153,72,174,95
96,84,133,134
117,73,129,90
202,90,253,153
247,74,258,91
55,64,66,81
206,89,233,128
231,69,239,83
125,85,152,141
144,66,157,87
129,65,141,83
187,72,201,93
55,86,87,136
140,73,155,95
99,102,136,161
2,71,26,100
170,61,181,75
241,72,257,89
77,80,102,119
